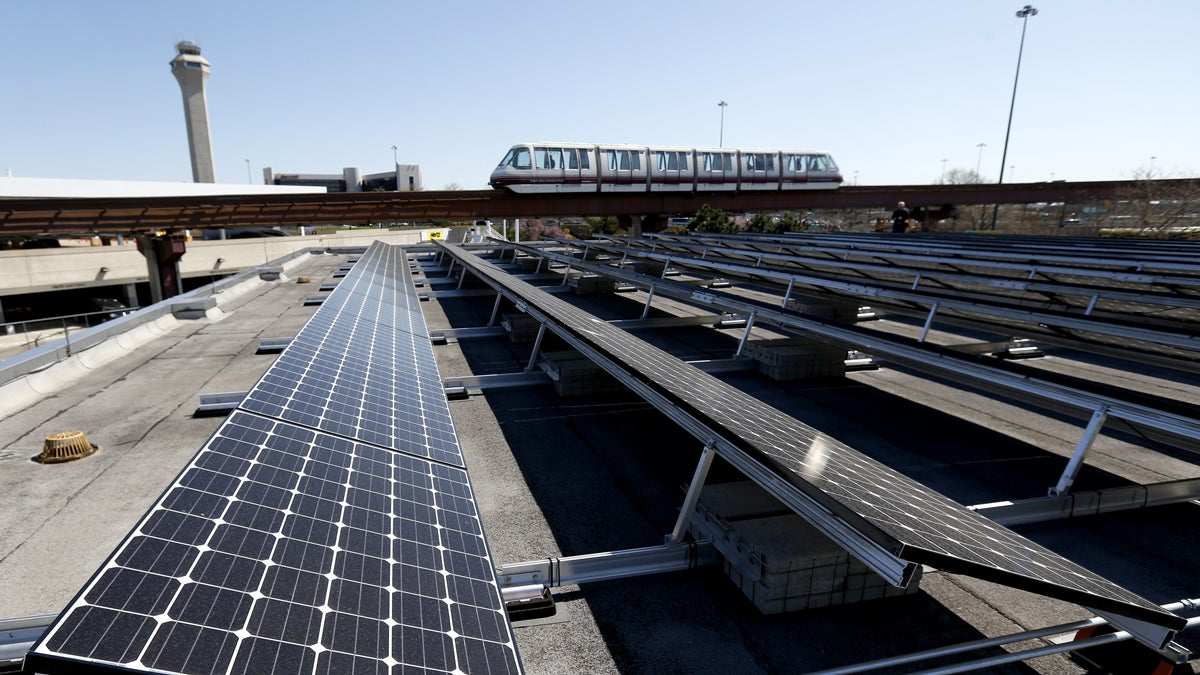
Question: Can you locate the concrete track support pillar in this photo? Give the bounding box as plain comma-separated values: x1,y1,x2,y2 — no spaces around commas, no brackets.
136,234,187,303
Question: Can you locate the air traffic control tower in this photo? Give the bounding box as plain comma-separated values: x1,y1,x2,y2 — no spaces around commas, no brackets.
170,41,215,183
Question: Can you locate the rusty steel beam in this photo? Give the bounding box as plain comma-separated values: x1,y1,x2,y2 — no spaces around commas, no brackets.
1,179,1196,235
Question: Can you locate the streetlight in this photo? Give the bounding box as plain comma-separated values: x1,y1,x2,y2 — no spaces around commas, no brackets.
1149,155,1157,176
975,143,987,178
718,100,728,147
391,145,398,166
940,158,948,183
853,170,859,186
991,4,1038,229
244,159,251,184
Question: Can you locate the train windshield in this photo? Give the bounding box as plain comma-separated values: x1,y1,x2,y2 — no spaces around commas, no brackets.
498,147,532,170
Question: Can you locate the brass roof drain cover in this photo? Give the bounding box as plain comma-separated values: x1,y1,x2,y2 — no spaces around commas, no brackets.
39,431,100,464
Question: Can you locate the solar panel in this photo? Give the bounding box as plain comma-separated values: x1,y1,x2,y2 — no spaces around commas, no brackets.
440,243,1186,639
28,242,522,675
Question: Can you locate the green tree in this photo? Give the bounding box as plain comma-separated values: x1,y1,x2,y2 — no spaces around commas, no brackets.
745,213,773,233
777,213,802,233
689,204,737,233
584,216,622,236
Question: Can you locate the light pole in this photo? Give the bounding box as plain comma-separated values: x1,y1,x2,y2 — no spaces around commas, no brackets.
1149,155,1157,176
244,159,251,184
853,170,859,186
391,145,398,166
940,158,948,183
718,101,727,147
991,5,1038,229
975,143,987,178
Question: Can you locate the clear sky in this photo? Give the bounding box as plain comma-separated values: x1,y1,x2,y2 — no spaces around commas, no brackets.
2,1,1196,190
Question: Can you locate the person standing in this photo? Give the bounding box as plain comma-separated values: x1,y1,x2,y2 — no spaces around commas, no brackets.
891,201,910,233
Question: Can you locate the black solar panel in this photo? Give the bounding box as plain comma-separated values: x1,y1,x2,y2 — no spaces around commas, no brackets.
443,243,1186,636
28,242,522,675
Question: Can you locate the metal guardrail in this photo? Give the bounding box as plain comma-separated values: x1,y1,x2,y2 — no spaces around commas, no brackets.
1,308,139,354
0,247,323,387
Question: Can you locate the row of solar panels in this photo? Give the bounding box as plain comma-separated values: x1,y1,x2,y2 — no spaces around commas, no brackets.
28,242,523,675
485,239,1200,461
580,233,1200,374
430,241,1186,651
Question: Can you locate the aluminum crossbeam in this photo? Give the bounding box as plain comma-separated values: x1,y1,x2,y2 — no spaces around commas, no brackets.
497,540,717,589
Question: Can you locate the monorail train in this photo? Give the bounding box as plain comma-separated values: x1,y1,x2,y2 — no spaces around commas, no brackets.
489,143,843,193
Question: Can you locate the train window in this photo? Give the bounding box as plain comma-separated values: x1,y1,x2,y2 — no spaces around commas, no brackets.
563,149,578,170
501,147,532,170
747,153,768,171
807,155,829,172
607,150,639,171
655,151,687,171
579,149,590,170
706,152,734,172
536,147,565,170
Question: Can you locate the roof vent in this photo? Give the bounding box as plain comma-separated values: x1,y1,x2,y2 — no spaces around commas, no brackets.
38,431,100,464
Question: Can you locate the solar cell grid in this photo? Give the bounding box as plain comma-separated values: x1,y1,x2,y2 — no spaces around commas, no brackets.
29,242,522,674
240,245,463,468
30,409,520,675
444,243,1185,633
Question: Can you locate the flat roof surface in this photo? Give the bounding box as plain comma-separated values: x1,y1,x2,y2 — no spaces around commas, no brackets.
1,245,1198,674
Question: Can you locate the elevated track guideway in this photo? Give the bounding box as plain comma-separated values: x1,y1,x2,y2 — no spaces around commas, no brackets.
2,179,1198,234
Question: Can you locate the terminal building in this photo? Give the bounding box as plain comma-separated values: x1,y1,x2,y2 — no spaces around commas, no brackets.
263,164,423,192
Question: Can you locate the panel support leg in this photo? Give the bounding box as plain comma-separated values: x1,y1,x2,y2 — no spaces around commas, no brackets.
524,323,547,373
640,285,658,320
918,301,940,343
780,279,795,309
1051,406,1109,497
734,312,758,358
487,292,503,326
667,441,717,544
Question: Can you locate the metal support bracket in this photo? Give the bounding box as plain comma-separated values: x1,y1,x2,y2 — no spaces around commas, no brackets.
497,539,717,590
919,301,940,343
194,391,247,416
1052,406,1110,496
668,442,718,543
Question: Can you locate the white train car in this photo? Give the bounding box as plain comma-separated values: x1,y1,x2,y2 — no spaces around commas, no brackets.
489,143,842,193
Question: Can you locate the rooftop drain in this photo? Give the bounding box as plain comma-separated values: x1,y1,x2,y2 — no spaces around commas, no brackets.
38,431,100,464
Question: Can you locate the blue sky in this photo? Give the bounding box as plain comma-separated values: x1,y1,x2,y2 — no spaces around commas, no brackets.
2,1,1196,189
